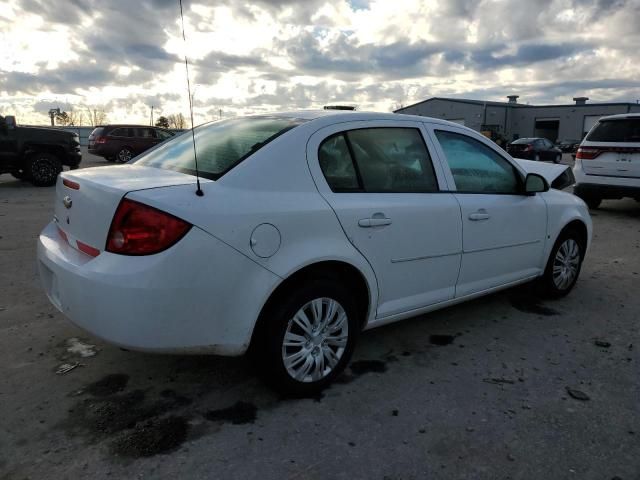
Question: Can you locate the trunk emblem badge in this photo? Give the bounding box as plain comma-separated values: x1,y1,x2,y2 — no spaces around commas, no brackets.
63,196,73,209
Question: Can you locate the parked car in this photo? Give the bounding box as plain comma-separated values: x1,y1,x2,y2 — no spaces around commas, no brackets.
507,137,563,163
557,138,581,153
573,113,640,209
88,125,175,163
0,114,81,186
38,111,591,395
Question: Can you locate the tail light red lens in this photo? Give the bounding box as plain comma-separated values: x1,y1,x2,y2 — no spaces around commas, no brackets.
524,144,533,152
106,199,191,255
576,147,601,160
95,136,107,144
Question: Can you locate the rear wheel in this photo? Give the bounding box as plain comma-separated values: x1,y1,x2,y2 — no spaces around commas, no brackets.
254,277,360,396
116,147,133,163
27,152,62,187
539,228,585,298
553,154,562,164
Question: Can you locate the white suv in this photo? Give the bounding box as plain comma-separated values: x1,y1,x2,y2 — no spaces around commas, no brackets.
574,113,640,209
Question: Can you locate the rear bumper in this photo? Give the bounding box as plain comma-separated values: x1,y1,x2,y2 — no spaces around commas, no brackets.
573,159,640,199
65,150,82,167
37,221,280,355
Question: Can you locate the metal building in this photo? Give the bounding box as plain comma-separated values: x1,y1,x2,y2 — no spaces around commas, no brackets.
395,96,640,143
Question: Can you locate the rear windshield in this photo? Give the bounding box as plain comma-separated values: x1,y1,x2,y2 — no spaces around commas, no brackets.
134,116,305,180
586,118,640,142
90,127,104,136
511,138,534,144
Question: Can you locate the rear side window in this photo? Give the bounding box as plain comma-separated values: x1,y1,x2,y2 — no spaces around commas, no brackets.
318,134,360,191
319,128,439,193
586,119,640,142
435,130,520,194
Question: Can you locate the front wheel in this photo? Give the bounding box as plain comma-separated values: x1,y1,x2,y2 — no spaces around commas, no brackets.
27,152,62,187
553,154,561,164
255,278,360,396
534,154,540,162
539,229,585,298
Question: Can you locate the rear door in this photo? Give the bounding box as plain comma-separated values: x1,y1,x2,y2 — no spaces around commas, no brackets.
136,127,160,153
581,117,640,179
307,120,462,319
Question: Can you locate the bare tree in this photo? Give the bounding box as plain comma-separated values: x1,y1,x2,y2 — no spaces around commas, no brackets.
167,113,187,129
84,107,108,126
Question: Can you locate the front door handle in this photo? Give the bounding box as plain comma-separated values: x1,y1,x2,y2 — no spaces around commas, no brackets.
358,214,392,228
469,210,490,221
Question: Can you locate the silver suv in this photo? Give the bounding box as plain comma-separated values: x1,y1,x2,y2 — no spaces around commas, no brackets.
573,113,640,209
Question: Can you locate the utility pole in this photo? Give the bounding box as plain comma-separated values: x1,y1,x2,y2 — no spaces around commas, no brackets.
150,105,154,126
219,109,222,119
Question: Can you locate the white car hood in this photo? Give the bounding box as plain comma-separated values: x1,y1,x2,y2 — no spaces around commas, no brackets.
513,158,575,189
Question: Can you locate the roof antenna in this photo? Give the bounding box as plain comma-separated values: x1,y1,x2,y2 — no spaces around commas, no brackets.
179,0,203,197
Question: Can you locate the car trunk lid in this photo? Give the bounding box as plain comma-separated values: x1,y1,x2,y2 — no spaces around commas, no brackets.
577,143,640,179
54,165,205,256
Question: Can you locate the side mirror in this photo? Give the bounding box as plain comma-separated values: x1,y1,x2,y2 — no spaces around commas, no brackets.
4,115,16,129
525,173,549,195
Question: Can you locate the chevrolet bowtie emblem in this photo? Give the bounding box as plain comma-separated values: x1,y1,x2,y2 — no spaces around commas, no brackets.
63,195,73,209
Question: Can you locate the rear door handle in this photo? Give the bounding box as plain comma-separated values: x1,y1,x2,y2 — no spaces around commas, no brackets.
358,216,392,228
469,210,490,221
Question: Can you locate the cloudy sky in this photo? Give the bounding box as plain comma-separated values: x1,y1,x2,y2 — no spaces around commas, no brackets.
1,0,639,126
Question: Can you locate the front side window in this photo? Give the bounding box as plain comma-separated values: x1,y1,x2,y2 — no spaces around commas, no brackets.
435,130,520,194
134,116,305,180
136,128,155,138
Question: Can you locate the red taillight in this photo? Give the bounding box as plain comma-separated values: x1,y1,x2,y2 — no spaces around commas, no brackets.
106,199,191,255
95,136,107,144
576,147,601,160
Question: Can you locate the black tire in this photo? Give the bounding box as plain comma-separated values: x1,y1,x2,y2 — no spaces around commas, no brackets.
553,154,562,164
534,154,540,162
253,277,361,396
583,197,601,209
27,152,62,187
539,227,585,298
116,147,134,163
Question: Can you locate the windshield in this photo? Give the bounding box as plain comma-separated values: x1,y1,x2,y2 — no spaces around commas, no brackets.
586,118,640,143
134,116,306,180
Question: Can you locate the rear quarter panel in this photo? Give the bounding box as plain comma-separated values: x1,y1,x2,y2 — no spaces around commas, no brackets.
128,131,380,325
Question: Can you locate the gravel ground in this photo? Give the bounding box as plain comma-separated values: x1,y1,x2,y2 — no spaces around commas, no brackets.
0,152,638,479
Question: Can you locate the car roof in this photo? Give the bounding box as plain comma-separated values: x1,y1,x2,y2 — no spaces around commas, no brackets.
239,109,475,130
597,113,640,121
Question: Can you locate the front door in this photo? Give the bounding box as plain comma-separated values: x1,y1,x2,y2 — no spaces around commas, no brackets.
307,121,462,319
429,126,547,297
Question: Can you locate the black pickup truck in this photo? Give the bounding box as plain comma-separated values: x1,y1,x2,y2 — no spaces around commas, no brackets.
0,114,82,186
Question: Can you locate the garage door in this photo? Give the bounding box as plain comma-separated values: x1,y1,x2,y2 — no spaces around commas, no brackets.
583,115,604,137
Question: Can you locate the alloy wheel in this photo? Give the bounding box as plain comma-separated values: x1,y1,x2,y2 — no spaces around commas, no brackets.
552,239,580,290
281,297,349,383
117,149,132,163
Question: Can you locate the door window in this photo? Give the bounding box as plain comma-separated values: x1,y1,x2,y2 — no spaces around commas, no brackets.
435,130,521,194
136,128,155,138
319,127,439,193
155,129,173,140
110,128,133,137
318,134,360,191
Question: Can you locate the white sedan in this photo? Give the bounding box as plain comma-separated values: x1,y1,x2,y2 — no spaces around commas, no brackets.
37,111,592,394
